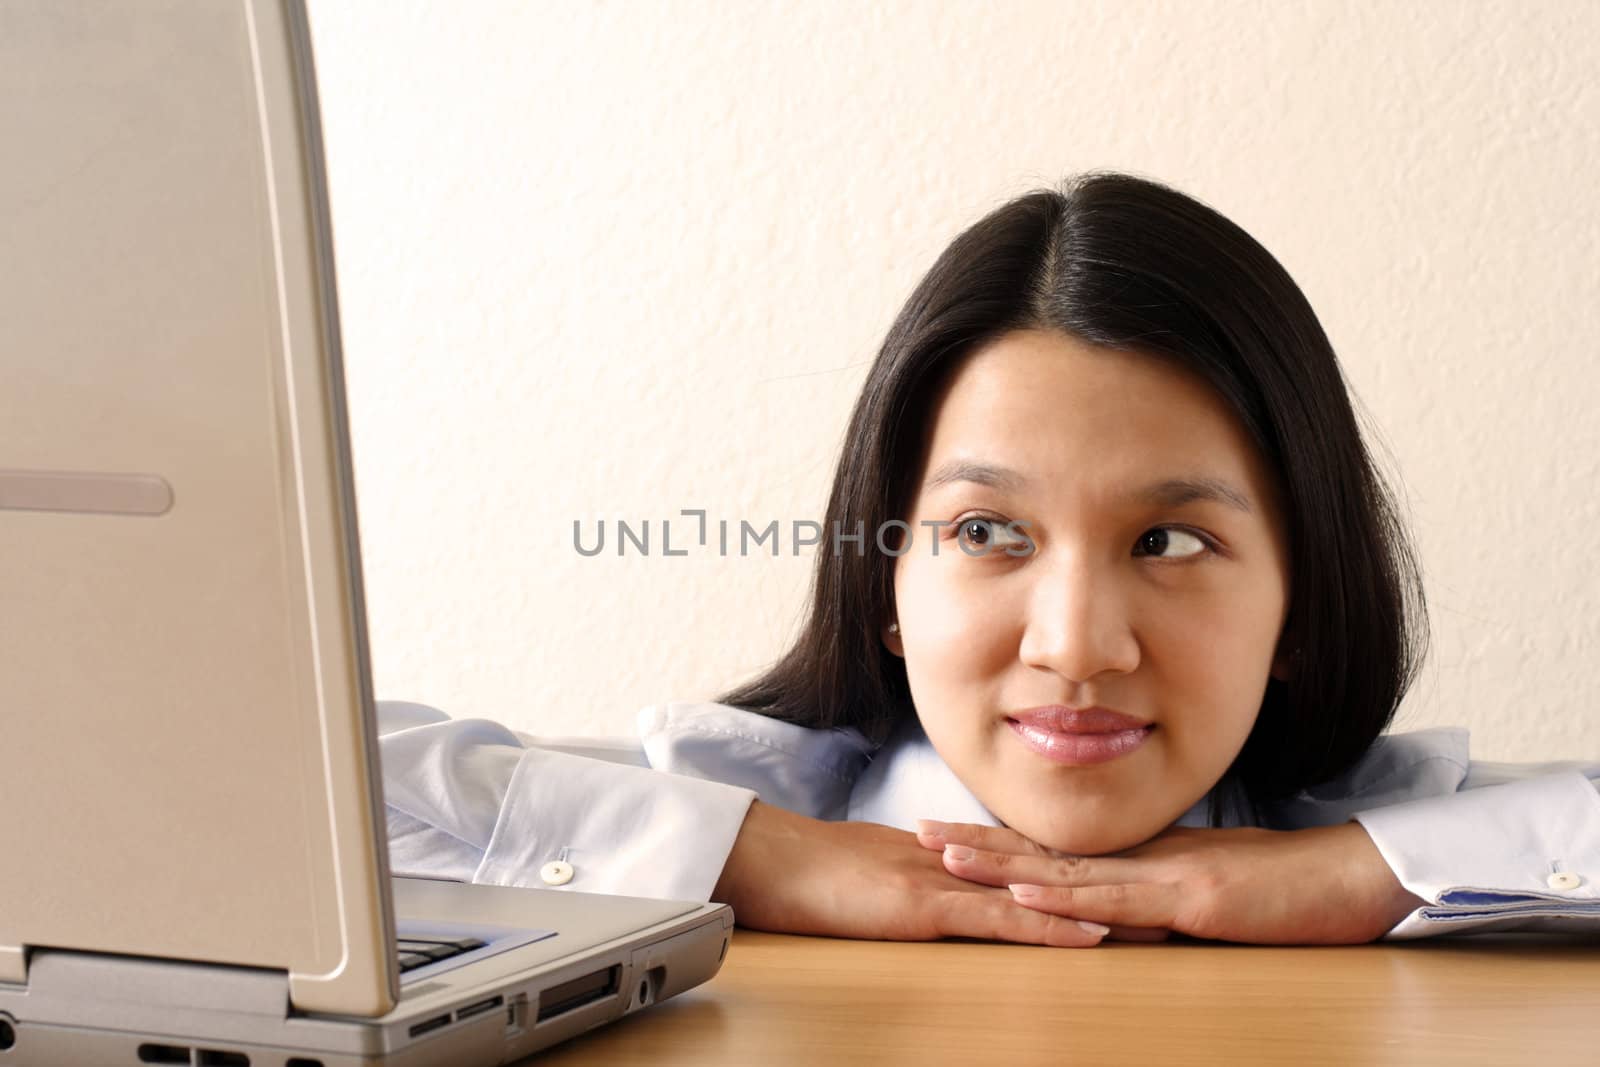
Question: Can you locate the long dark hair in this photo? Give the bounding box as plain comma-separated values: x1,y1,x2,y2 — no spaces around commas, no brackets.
718,171,1429,825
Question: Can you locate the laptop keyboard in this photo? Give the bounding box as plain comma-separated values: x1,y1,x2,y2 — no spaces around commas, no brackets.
396,936,487,973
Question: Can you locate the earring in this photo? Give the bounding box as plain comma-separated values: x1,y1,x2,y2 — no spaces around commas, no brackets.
887,622,900,634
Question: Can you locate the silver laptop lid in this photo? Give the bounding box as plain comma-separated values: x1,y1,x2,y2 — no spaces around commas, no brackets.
0,0,399,1015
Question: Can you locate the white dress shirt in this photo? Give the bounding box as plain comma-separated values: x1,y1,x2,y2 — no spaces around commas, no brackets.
376,699,1600,940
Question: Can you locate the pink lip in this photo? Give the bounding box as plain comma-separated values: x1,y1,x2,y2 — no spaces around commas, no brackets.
1008,706,1153,733
1005,706,1155,767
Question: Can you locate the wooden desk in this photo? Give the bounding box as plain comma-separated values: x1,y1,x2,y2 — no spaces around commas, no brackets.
530,929,1600,1065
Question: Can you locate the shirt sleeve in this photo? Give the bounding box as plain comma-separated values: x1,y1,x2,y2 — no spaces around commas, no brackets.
376,700,758,901
633,701,874,820
1346,740,1600,939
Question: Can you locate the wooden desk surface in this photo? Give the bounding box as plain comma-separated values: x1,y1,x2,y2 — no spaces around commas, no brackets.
531,929,1600,1066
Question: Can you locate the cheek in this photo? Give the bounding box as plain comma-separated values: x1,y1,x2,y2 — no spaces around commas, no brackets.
893,558,1016,699
1140,585,1283,752
1151,609,1265,693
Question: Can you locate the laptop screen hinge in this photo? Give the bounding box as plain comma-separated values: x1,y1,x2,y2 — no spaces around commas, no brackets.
0,946,26,987
8,948,291,1023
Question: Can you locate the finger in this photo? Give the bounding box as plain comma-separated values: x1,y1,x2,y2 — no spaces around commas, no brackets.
941,844,1143,889
1008,882,1176,930
939,890,1112,948
916,820,1055,857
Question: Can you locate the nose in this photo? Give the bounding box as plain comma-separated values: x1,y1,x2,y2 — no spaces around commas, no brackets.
1017,555,1141,683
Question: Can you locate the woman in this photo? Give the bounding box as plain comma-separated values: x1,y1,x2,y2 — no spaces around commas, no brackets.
380,172,1600,946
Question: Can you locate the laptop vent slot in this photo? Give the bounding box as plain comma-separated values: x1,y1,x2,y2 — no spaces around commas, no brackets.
134,1048,253,1066
536,964,621,1023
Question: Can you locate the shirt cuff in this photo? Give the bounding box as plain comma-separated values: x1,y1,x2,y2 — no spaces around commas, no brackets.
1352,771,1600,939
473,746,758,902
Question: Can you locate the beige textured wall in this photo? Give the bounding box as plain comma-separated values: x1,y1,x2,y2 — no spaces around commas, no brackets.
305,1,1599,759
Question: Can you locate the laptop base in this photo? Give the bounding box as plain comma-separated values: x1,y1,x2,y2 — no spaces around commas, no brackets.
0,880,733,1066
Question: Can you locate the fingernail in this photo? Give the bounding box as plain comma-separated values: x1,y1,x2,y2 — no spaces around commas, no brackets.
944,844,976,862
1077,921,1111,937
918,820,949,839
1008,883,1039,900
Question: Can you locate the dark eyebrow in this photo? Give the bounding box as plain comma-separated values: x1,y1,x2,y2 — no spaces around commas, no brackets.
922,460,1027,493
1132,477,1254,514
923,461,1253,514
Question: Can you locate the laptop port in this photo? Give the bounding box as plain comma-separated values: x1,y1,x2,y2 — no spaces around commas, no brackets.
504,993,530,1037
536,964,620,1023
138,1045,191,1064
407,1012,452,1039
455,994,504,1022
197,1051,250,1066
634,966,665,1009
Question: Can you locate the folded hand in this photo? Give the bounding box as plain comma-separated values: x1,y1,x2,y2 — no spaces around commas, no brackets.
918,818,1428,945
713,801,1116,948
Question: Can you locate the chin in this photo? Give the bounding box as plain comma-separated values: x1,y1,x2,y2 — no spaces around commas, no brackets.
1011,813,1166,857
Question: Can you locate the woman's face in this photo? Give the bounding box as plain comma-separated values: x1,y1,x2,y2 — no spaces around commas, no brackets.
887,329,1294,855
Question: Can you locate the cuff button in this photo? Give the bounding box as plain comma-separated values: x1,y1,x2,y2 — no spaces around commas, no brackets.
1546,872,1583,891
541,860,575,886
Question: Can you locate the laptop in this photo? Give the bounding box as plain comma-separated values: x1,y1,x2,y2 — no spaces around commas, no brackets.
0,1,732,1063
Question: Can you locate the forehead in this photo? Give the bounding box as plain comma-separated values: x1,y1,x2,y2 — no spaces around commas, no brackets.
918,330,1280,512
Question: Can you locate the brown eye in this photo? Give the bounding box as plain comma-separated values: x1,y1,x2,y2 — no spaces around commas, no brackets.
1135,527,1210,560
959,519,993,548
953,518,1031,555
